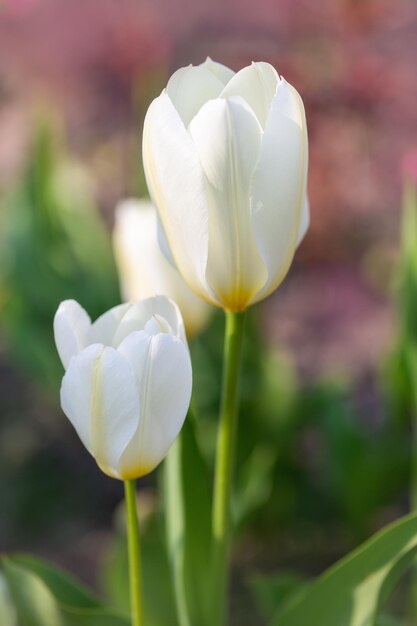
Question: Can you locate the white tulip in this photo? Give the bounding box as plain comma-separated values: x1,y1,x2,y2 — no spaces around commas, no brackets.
143,58,309,312
54,296,192,480
113,199,212,338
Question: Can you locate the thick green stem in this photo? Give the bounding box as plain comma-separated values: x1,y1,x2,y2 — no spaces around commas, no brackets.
124,480,143,626
211,310,245,626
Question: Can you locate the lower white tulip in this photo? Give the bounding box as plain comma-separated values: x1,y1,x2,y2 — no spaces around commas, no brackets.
54,296,192,480
113,199,212,338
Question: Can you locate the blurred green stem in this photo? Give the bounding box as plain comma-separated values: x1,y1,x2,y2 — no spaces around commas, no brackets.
124,480,143,626
211,311,245,626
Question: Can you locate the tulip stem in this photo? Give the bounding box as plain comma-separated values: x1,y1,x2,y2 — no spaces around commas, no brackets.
211,310,245,626
124,479,143,626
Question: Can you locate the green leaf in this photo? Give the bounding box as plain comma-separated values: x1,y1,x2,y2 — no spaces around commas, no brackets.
101,512,178,626
400,178,417,349
0,572,17,626
376,616,404,626
10,554,100,609
249,572,309,621
272,513,417,626
253,579,405,625
100,536,130,615
164,413,212,626
2,557,129,626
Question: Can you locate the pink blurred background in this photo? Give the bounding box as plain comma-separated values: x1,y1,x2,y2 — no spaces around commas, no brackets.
1,0,416,377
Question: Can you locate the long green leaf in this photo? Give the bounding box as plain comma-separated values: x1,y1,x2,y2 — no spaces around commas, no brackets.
273,513,417,626
0,572,17,626
2,557,129,626
164,413,212,626
10,554,100,609
250,572,309,621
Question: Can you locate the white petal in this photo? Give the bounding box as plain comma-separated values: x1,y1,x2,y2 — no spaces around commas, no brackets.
144,314,173,336
156,214,177,268
143,92,215,303
60,344,140,478
54,300,91,370
202,57,235,85
249,79,308,305
112,295,187,347
166,64,225,127
113,200,212,337
189,96,267,311
117,332,192,478
88,302,132,346
297,196,310,246
220,62,279,128
113,199,154,302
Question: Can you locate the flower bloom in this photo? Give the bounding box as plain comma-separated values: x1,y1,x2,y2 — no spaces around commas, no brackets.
113,199,212,338
54,296,192,479
143,58,309,312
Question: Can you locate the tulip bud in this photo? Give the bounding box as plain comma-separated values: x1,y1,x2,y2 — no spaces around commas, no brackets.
113,199,212,338
143,58,309,312
53,296,192,480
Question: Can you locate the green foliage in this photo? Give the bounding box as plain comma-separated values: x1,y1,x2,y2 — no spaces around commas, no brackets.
395,175,417,421
270,512,417,626
399,178,417,354
376,617,404,626
191,310,408,538
101,501,178,626
0,572,17,626
250,572,309,621
164,413,212,626
0,114,120,392
1,555,129,626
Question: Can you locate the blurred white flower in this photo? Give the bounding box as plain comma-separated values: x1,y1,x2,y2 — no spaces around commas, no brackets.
143,58,309,312
54,296,192,479
113,199,212,338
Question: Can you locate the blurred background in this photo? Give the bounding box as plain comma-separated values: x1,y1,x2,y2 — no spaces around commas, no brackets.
0,0,417,624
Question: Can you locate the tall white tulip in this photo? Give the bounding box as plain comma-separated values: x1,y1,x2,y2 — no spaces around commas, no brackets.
54,296,192,480
113,199,212,338
143,58,309,312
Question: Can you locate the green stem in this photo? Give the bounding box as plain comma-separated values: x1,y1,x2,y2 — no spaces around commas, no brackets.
124,479,143,626
211,310,245,626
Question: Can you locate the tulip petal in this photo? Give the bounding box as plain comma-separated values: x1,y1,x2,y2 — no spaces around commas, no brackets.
113,200,211,338
143,92,215,303
202,57,235,85
220,62,279,128
250,79,308,304
88,302,132,346
54,300,91,369
113,200,152,302
156,214,177,268
166,65,225,127
189,96,267,310
297,196,310,246
60,344,140,479
112,295,187,346
117,331,192,478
